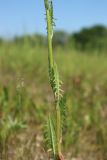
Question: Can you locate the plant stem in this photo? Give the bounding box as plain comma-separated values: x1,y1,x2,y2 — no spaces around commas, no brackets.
44,1,64,159
46,9,53,68
56,105,61,158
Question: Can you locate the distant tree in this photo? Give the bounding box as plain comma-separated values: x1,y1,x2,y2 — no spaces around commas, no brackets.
53,31,68,48
0,38,3,45
72,25,107,50
34,34,46,46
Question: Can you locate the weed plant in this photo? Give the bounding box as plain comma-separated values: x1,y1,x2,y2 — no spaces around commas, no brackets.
44,0,66,159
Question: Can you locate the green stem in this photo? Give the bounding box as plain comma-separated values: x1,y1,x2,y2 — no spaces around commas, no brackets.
46,9,54,68
44,1,64,159
56,104,61,157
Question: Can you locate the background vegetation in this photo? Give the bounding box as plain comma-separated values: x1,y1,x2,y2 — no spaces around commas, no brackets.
5,24,107,51
0,25,107,160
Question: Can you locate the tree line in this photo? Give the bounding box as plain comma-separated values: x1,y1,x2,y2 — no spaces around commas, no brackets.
0,25,107,51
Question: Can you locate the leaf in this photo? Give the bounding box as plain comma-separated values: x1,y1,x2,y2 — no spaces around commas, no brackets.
50,0,55,27
44,0,49,9
44,115,56,158
59,96,67,131
49,63,63,103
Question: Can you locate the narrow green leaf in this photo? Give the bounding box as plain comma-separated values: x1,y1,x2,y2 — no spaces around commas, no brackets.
44,115,56,157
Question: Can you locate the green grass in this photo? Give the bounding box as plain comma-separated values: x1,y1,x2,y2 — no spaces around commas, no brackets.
0,42,107,159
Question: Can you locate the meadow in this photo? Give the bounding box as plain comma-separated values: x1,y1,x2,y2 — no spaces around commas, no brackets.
0,41,107,160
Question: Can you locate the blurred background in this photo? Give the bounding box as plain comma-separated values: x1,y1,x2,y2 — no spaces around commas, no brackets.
0,1,107,160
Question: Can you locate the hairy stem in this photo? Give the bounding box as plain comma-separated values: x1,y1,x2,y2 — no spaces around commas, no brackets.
46,9,53,68
56,105,61,156
44,0,64,159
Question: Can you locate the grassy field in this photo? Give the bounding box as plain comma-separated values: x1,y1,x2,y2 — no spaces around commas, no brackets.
0,42,107,160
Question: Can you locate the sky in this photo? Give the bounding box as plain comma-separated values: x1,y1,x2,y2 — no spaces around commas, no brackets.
0,0,107,38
